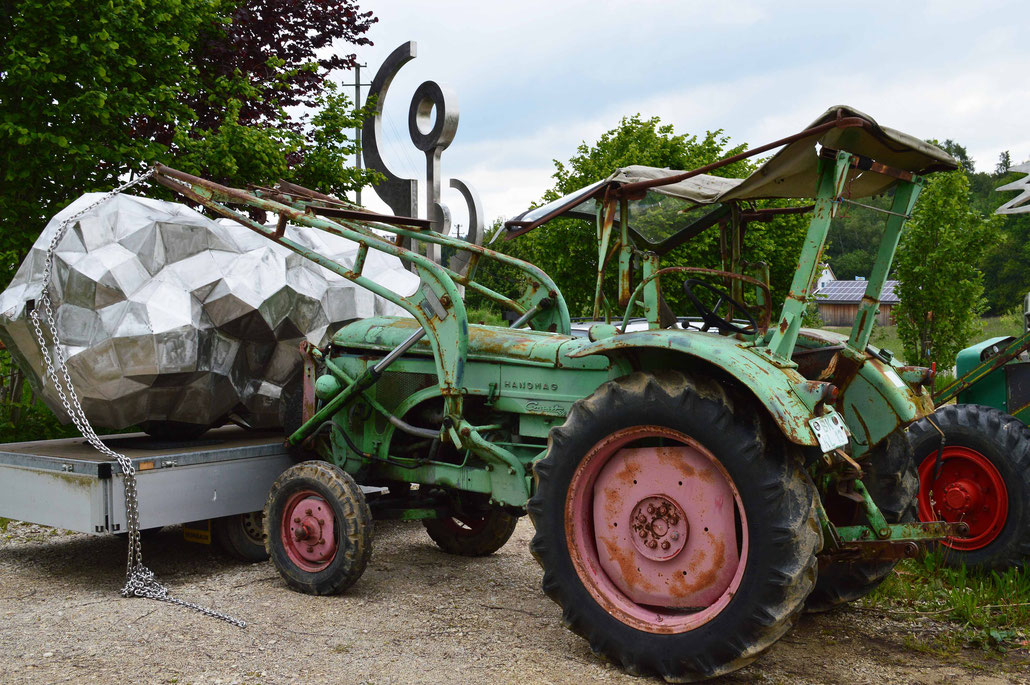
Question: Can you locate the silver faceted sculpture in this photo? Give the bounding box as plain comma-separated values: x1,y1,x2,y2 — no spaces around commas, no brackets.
0,192,416,434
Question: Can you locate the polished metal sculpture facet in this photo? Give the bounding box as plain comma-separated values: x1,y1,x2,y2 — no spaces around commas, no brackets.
0,193,415,431
997,163,1030,215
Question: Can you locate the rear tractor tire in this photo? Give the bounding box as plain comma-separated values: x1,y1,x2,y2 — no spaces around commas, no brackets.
804,429,918,612
263,460,373,595
423,506,518,557
907,404,1030,570
528,371,822,682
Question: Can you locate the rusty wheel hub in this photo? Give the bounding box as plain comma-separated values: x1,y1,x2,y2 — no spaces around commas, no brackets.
942,480,982,513
282,494,337,571
630,495,689,561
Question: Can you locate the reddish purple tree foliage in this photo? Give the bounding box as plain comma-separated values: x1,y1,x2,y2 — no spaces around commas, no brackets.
186,0,377,134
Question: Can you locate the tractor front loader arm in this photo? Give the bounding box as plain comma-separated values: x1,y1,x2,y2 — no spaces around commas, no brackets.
150,165,559,505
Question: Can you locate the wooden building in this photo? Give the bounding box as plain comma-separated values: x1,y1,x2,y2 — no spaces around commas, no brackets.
813,279,899,327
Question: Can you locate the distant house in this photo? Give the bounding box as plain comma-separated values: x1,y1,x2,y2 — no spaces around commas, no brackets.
813,278,899,327
814,263,836,292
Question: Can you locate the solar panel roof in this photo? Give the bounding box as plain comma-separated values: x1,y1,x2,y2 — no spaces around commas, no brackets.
814,280,898,304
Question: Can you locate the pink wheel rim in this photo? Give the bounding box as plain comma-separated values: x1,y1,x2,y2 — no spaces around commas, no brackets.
565,425,748,634
918,446,1008,551
281,490,338,572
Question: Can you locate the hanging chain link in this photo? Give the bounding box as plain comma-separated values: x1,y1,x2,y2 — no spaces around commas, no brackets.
28,169,245,627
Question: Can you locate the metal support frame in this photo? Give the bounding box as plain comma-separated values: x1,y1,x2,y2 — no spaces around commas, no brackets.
847,180,922,351
763,151,852,361
150,165,571,506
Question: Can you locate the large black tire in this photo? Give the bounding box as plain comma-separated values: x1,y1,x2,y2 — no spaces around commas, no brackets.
423,508,518,557
263,460,373,595
805,429,918,612
906,404,1030,570
213,512,269,562
528,371,822,682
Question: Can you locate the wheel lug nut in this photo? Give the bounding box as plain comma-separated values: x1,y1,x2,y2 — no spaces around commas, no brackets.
647,504,655,514
306,509,313,516
661,541,670,550
293,517,300,523
639,530,647,538
307,546,314,553
647,540,657,549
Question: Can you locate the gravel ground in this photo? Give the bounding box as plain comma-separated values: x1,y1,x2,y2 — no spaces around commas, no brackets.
1,518,1027,685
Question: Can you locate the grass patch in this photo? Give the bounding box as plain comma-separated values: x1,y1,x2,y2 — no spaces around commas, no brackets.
862,550,1030,653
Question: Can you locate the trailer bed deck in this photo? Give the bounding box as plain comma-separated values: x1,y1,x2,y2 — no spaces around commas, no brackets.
0,426,293,534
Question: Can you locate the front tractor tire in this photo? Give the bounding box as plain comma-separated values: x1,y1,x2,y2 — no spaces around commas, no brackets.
907,404,1030,570
423,507,518,557
528,371,821,682
804,429,918,612
264,461,373,595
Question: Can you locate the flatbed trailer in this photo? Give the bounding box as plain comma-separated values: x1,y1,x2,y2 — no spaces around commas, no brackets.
0,426,295,558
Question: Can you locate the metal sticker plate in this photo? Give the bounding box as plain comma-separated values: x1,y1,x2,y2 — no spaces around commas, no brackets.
809,413,849,452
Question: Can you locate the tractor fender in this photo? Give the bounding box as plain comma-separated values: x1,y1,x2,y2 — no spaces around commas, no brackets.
562,331,822,448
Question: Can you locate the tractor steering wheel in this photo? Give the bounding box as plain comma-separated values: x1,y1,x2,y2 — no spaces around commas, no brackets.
683,279,758,335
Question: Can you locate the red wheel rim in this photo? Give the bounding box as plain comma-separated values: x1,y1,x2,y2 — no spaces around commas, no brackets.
280,490,338,572
918,446,1009,551
565,426,748,634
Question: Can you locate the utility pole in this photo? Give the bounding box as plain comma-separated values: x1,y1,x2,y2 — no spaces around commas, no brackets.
354,63,365,206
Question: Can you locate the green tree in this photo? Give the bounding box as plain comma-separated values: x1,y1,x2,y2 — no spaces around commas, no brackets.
895,171,1001,368
1,0,220,257
0,0,380,285
475,115,811,318
996,151,1012,176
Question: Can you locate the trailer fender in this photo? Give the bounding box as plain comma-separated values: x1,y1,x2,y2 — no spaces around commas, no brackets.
562,331,823,448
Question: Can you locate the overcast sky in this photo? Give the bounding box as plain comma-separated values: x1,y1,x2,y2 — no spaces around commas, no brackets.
345,1,1029,229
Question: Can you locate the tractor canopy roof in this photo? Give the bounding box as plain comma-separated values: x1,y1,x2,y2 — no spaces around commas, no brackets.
503,106,957,249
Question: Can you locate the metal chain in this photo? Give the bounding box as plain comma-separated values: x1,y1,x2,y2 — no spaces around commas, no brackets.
28,169,245,627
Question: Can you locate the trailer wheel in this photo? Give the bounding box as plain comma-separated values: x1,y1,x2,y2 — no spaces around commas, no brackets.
907,404,1030,570
529,371,821,681
264,460,373,595
423,507,518,557
805,429,917,612
213,512,269,562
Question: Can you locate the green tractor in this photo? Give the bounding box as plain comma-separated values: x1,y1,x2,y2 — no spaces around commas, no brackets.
906,165,1030,571
152,106,962,681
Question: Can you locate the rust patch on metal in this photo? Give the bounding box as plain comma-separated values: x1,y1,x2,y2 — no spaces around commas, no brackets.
599,534,659,594
654,446,696,478
667,537,725,598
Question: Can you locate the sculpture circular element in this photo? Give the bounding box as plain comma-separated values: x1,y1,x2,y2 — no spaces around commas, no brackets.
0,193,415,433
407,81,458,152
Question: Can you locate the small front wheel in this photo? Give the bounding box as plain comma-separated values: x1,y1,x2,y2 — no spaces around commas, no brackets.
423,507,518,557
264,461,373,595
805,428,918,612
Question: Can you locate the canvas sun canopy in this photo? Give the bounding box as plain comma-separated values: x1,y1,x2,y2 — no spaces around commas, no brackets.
504,106,958,239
